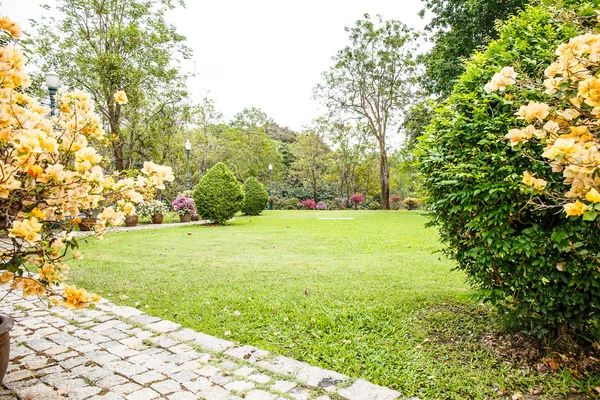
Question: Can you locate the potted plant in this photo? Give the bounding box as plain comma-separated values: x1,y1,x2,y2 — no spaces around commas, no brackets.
138,200,169,224
172,195,196,222
124,214,138,227
78,209,100,231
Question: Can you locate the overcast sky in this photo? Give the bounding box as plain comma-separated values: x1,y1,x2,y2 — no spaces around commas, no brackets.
3,0,428,131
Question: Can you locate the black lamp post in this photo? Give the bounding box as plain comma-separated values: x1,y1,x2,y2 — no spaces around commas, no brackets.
268,163,273,210
45,71,59,116
185,139,191,191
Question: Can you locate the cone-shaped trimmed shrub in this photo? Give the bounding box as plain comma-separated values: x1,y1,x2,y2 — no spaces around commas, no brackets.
193,163,244,225
241,177,268,215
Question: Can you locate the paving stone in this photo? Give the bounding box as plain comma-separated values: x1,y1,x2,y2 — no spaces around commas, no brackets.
245,390,278,400
150,379,182,395
26,338,53,352
225,380,256,392
129,314,161,325
12,382,59,400
131,370,166,385
168,392,197,400
96,373,129,389
248,373,271,384
170,328,200,342
296,365,348,391
69,385,102,400
271,380,297,393
288,387,311,400
106,360,148,377
195,365,220,377
169,343,194,354
181,377,211,393
146,320,181,333
111,306,143,318
233,366,255,377
337,379,402,400
257,356,307,375
225,345,270,363
168,369,198,383
219,360,238,370
193,332,233,352
111,382,142,396
3,369,33,383
125,387,160,400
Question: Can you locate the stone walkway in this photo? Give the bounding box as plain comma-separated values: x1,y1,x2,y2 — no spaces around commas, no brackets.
0,288,409,400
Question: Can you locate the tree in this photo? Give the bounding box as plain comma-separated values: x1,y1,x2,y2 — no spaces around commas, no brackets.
420,0,529,97
291,130,330,201
194,96,223,175
29,0,191,170
315,14,417,209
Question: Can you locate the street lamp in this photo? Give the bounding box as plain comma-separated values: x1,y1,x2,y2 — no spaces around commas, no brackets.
185,139,191,191
45,71,59,116
268,163,273,210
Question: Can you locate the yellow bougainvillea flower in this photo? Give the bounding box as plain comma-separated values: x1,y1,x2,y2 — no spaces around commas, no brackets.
516,101,550,122
113,90,128,105
30,207,45,220
9,217,43,244
0,271,13,284
0,16,21,38
586,188,600,203
577,77,600,107
522,171,547,191
564,201,588,217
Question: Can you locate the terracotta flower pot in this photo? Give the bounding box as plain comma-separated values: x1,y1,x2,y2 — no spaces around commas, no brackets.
79,217,97,232
0,315,14,383
191,214,200,222
179,213,192,223
151,214,163,224
125,215,138,227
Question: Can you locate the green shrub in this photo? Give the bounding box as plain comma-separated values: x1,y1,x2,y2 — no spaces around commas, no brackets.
193,163,244,225
419,2,597,337
241,177,268,215
282,197,301,210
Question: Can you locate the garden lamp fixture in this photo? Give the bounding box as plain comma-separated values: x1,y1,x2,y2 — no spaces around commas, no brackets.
185,139,191,191
45,71,59,116
268,163,273,210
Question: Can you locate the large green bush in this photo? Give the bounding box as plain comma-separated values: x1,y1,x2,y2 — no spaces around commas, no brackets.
241,177,268,215
419,1,599,337
193,163,244,225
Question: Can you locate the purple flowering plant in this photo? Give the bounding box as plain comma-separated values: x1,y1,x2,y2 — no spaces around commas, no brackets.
172,195,196,216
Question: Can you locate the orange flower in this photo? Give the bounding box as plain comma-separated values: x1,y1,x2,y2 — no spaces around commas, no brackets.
27,165,43,178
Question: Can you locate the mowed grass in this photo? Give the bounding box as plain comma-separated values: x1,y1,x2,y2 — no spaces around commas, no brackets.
69,211,591,399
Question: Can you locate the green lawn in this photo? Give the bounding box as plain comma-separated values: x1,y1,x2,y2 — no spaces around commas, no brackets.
69,211,594,399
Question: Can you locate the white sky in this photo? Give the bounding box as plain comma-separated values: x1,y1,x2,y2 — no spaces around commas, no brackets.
3,0,428,131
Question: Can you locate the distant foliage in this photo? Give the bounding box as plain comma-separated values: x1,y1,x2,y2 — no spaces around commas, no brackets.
390,195,403,210
327,199,345,210
403,198,420,210
241,177,269,215
282,198,302,210
301,199,317,210
193,163,244,224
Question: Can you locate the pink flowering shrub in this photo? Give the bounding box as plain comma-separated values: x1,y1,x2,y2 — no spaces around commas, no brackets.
301,199,317,210
350,193,364,209
316,201,328,210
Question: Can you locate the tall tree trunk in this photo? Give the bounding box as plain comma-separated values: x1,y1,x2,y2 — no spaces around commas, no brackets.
379,145,390,210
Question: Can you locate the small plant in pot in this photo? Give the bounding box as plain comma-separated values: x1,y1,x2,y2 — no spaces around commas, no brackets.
124,213,138,227
78,209,100,232
138,200,169,224
172,195,196,222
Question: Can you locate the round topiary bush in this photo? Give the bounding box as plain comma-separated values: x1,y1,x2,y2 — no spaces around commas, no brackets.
419,2,597,337
193,163,244,225
241,177,268,215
